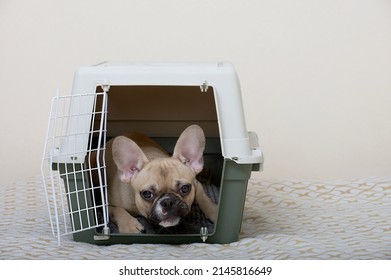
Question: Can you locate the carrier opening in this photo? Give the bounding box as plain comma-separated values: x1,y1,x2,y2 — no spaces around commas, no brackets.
92,85,223,236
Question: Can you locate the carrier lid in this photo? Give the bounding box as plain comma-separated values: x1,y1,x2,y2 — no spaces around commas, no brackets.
70,62,263,166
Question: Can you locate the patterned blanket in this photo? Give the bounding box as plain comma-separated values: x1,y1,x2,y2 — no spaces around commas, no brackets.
1,176,390,259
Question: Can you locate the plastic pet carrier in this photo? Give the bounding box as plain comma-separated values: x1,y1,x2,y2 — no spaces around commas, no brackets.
41,62,263,245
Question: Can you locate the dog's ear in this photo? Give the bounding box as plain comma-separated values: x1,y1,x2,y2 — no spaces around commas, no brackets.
112,136,148,182
173,125,205,174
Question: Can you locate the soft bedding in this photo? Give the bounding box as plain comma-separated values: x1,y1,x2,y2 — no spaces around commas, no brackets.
0,176,390,259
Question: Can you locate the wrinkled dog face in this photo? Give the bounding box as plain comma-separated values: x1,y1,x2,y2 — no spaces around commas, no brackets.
132,158,197,227
112,125,205,228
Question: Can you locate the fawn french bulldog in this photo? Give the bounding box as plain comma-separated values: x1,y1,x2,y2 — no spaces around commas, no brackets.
105,125,217,233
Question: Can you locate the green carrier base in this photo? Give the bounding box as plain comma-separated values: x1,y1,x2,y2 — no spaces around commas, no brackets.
60,160,254,245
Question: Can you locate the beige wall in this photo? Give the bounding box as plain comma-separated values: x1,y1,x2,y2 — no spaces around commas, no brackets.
1,0,390,185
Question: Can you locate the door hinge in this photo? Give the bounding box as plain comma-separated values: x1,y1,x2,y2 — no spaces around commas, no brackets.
94,226,110,241
100,79,111,92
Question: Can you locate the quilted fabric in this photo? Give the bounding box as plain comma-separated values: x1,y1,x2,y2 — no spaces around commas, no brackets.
0,176,390,259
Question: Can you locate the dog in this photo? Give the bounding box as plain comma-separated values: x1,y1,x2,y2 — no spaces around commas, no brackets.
104,125,217,233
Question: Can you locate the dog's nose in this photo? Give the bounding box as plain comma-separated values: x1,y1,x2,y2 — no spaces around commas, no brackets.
160,197,176,209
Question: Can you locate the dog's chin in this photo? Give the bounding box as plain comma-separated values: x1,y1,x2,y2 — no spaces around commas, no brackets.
158,216,181,228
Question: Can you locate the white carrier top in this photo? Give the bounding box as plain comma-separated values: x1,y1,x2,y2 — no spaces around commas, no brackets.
62,62,262,165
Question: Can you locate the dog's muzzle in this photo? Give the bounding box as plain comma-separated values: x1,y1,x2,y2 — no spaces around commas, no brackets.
150,194,190,227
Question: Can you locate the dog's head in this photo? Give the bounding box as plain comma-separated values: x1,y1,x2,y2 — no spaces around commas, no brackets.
112,125,205,227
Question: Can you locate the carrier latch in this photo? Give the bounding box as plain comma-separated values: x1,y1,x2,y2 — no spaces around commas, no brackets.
200,227,208,242
200,80,209,92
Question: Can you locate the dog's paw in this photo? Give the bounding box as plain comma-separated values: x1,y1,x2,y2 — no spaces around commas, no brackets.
118,218,145,234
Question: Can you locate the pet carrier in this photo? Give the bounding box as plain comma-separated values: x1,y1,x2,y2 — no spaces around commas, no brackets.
41,62,263,244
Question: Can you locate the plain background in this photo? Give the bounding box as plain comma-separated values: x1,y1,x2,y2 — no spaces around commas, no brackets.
1,0,390,186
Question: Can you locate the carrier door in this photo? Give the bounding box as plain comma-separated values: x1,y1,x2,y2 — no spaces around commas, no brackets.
41,91,109,244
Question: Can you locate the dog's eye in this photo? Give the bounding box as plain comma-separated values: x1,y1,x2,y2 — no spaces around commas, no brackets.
180,184,191,195
141,190,153,200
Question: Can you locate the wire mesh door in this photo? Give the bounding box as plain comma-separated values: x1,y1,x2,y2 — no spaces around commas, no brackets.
41,91,109,244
